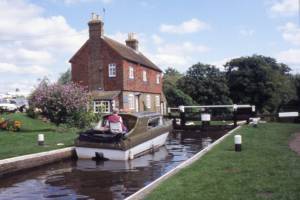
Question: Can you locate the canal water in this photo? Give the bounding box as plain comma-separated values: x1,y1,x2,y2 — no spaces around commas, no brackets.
0,128,230,200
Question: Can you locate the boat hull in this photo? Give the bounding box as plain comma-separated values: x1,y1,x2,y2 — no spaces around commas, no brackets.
76,132,169,160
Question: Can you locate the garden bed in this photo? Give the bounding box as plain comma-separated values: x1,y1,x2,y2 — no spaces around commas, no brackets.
0,113,78,160
146,123,300,200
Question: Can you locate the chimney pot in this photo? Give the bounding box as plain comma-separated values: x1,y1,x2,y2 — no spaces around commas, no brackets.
88,12,104,38
126,32,139,51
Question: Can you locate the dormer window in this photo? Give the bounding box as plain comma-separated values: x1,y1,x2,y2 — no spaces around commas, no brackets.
108,63,116,77
143,70,147,82
129,66,134,79
156,74,160,84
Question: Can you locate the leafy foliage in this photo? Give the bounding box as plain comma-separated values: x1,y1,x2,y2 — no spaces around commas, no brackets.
225,55,296,113
163,67,196,106
178,63,232,105
57,69,71,85
29,80,92,127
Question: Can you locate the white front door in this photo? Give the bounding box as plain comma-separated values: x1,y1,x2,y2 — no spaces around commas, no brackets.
135,96,139,112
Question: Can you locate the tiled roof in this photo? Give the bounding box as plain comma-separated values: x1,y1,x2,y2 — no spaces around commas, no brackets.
103,36,162,72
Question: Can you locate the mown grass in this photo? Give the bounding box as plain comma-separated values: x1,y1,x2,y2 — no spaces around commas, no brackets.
0,113,78,159
146,123,300,200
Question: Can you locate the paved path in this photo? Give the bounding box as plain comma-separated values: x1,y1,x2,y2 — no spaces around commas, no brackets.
289,133,300,156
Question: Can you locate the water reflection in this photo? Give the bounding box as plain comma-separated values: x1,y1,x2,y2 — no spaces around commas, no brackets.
0,128,230,200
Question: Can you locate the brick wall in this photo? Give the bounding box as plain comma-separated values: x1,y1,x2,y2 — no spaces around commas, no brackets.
123,60,162,94
101,41,124,91
71,42,89,87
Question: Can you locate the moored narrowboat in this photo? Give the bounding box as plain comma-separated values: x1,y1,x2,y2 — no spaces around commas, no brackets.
75,112,172,160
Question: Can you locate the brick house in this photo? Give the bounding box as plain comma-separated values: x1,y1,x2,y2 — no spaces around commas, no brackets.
70,14,166,114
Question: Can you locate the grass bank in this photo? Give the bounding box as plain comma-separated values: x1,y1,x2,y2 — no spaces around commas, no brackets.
0,113,78,160
147,123,300,200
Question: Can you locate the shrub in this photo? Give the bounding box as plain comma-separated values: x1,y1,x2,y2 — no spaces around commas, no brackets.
26,106,39,119
0,117,22,132
29,81,90,127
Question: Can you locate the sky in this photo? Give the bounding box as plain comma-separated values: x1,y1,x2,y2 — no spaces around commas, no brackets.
0,0,300,94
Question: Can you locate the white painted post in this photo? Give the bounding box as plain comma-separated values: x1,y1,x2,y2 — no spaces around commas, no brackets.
253,118,258,127
38,134,44,146
234,135,242,152
251,105,256,112
167,107,171,114
179,105,185,113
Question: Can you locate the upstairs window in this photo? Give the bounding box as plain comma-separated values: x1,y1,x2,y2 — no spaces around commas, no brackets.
108,63,116,77
143,70,147,82
146,94,151,109
156,74,160,84
129,66,134,79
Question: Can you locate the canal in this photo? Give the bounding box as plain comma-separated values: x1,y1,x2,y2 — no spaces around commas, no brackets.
0,128,231,200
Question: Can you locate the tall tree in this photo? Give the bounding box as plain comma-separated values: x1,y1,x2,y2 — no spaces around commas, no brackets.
177,63,232,105
225,55,295,113
163,67,196,106
58,69,71,85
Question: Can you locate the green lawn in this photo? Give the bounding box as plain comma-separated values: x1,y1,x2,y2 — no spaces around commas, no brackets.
0,113,78,160
147,123,300,200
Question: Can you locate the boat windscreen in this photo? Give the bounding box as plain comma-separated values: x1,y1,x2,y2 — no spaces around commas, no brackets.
120,114,137,131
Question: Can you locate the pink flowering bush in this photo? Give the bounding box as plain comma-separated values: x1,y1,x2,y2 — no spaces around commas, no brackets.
29,81,92,127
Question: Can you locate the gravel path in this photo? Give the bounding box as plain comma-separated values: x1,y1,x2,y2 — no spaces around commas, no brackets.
289,133,300,156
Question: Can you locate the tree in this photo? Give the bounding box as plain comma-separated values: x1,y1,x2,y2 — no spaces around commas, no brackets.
29,81,90,127
177,63,232,105
58,69,71,85
163,67,196,106
225,55,296,113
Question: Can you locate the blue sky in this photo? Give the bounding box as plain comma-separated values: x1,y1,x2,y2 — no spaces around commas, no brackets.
0,0,300,94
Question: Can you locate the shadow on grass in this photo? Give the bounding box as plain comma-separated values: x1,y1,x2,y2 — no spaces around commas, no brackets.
21,128,56,133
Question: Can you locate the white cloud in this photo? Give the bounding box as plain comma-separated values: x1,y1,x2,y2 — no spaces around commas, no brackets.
146,42,210,71
210,57,237,70
277,49,300,64
279,22,300,45
270,0,298,16
0,63,48,75
152,34,164,45
0,0,88,92
157,42,210,55
108,31,128,44
239,29,255,37
55,0,112,5
160,18,209,34
0,79,37,94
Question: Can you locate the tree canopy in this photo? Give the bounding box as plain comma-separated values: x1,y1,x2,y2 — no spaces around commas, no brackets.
225,55,296,113
57,69,71,85
163,67,196,107
177,63,232,105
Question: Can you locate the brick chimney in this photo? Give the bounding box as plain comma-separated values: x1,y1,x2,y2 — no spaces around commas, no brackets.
126,33,139,51
88,13,104,91
88,12,104,39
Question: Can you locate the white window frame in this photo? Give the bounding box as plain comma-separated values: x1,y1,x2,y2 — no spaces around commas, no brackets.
128,94,135,110
155,95,160,107
146,94,151,109
143,70,147,82
108,63,116,77
156,74,160,84
129,66,134,79
94,100,111,113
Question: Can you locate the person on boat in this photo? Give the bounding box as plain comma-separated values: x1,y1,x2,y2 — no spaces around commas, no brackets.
106,109,128,133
